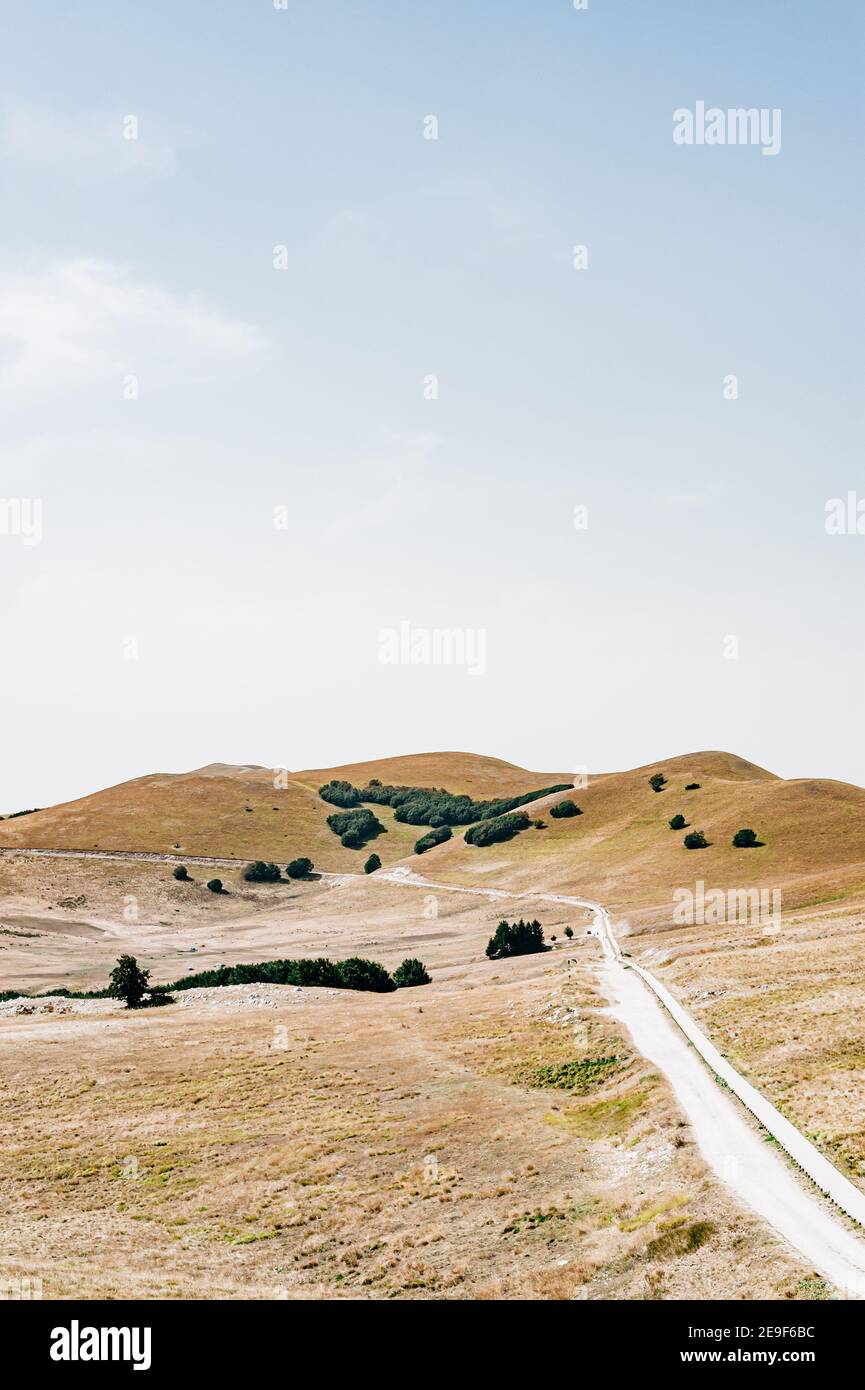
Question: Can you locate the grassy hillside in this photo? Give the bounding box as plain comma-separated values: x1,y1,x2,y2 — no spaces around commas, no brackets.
0,752,570,870
3,748,864,917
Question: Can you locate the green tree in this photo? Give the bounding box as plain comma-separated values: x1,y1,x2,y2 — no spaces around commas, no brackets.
206,878,223,893
685,782,701,790
243,861,282,882
564,926,574,939
108,954,150,1009
684,831,709,850
393,958,430,987
173,865,189,881
732,828,762,848
286,857,313,878
649,773,667,793
336,957,396,993
364,853,382,874
669,814,687,830
485,918,547,960
550,800,581,819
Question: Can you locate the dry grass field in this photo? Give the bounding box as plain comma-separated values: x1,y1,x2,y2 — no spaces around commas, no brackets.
3,747,865,1300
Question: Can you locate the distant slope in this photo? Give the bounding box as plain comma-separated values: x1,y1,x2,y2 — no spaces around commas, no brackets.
4,748,864,915
407,750,865,915
0,752,570,870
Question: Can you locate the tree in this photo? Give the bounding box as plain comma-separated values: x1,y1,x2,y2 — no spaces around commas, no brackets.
206,878,223,893
109,954,150,1009
669,814,687,830
564,926,574,939
286,857,313,879
684,831,709,850
243,861,281,882
485,919,547,960
550,800,581,819
685,782,701,791
393,958,430,988
336,957,396,993
173,865,189,881
649,773,667,793
364,853,382,874
732,828,762,848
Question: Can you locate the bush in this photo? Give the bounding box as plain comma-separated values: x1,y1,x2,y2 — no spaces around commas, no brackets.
685,782,701,791
732,828,763,848
173,865,189,881
669,814,687,830
326,807,384,849
550,800,581,819
320,779,572,829
415,825,452,854
564,926,574,939
393,958,431,988
286,857,313,879
364,853,382,874
464,811,531,848
165,955,396,994
243,861,282,882
684,831,708,850
108,954,150,1009
206,878,223,894
485,918,547,960
649,773,667,793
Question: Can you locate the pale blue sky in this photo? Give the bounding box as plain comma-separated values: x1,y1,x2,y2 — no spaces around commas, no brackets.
0,1,863,806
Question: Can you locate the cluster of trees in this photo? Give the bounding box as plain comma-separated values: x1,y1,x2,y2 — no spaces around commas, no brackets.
326,807,385,849
286,857,313,878
415,824,452,854
485,919,547,959
464,810,531,847
550,799,581,819
165,953,430,994
243,861,282,882
319,778,572,829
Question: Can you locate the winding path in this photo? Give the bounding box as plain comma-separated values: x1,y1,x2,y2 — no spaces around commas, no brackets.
374,869,865,1297
6,846,865,1293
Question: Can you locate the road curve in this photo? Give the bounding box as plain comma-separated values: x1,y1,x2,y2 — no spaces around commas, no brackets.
375,869,865,1296
7,847,865,1293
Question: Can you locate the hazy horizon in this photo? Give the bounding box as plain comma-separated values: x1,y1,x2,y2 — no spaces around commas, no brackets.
2,1,863,809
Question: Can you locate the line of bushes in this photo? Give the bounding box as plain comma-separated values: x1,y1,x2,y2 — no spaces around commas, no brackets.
464,810,532,847
319,778,572,829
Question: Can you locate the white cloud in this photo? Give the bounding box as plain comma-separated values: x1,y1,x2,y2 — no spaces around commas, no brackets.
0,258,267,397
1,105,175,179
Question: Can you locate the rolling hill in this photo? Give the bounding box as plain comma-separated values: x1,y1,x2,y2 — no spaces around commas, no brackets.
3,748,865,917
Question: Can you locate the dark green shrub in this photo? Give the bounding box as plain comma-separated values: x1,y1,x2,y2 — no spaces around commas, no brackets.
326,807,384,848
243,861,282,882
465,811,531,847
550,800,581,819
165,955,395,994
564,926,574,939
685,782,701,791
286,857,313,878
206,878,223,893
415,825,452,854
364,853,382,874
669,814,687,830
649,773,667,793
173,865,189,881
393,958,431,987
108,954,150,1009
485,918,547,960
683,831,708,850
732,828,762,848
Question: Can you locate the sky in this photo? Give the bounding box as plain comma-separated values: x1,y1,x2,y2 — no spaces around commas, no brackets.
0,0,863,808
